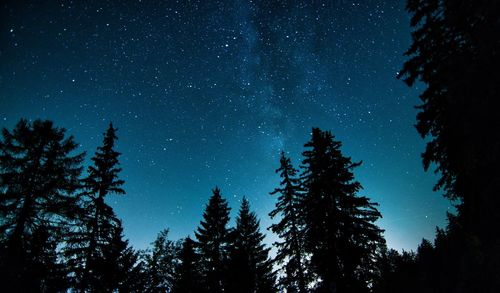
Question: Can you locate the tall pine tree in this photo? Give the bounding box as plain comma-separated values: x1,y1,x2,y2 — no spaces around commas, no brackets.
269,152,309,293
195,187,231,293
143,229,179,293
172,236,203,293
300,128,384,293
227,197,277,293
0,119,84,291
96,219,145,292
65,123,125,292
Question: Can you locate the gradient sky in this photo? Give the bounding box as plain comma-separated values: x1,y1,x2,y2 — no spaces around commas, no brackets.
0,0,452,251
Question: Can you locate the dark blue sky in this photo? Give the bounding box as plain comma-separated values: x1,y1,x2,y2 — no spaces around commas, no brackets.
0,0,451,251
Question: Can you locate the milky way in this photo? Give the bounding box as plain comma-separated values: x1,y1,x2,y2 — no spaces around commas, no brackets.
0,0,451,250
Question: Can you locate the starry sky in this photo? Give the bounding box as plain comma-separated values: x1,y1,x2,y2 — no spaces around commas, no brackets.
0,0,452,251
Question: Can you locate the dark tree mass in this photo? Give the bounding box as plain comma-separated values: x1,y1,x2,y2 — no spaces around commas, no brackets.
300,128,384,292
269,153,309,293
1,0,499,292
395,0,500,292
65,123,126,292
0,119,83,292
227,197,276,293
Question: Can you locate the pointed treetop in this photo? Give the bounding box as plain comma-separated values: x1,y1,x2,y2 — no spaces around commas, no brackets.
240,196,250,213
212,186,221,197
85,122,124,197
102,122,118,149
195,186,231,243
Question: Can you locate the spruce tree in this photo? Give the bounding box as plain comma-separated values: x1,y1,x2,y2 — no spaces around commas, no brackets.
227,197,277,293
300,128,384,293
0,119,84,291
65,123,125,292
28,224,70,292
269,152,309,293
143,229,179,292
117,242,148,293
95,219,144,292
194,187,231,293
172,236,203,293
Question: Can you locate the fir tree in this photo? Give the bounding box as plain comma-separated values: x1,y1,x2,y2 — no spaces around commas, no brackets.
172,236,203,293
300,128,384,293
0,119,84,291
101,220,150,293
64,123,125,292
95,219,144,292
144,229,179,293
195,187,231,293
28,224,70,292
227,197,277,293
117,244,148,293
269,152,309,293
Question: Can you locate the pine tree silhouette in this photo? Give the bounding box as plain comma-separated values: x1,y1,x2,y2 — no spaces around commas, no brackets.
300,128,384,293
269,152,309,293
28,224,70,292
0,119,84,291
143,229,179,293
399,0,500,291
172,236,203,293
227,197,277,293
195,187,231,293
64,123,125,292
112,220,148,292
85,219,141,292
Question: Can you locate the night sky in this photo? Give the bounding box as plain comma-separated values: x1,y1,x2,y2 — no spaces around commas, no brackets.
0,0,451,251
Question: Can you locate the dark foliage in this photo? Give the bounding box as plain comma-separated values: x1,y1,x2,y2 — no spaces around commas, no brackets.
194,187,231,293
64,123,126,292
397,0,500,292
114,223,149,293
227,197,277,293
300,128,385,293
143,229,180,292
373,246,418,293
269,152,310,293
0,119,84,292
172,237,203,293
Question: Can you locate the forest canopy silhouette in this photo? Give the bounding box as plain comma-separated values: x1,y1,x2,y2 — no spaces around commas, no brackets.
1,0,500,292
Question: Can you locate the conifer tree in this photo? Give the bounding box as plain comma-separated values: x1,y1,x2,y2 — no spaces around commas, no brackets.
117,243,148,293
0,119,84,291
143,229,179,293
93,219,145,292
300,128,384,293
64,123,125,292
228,197,277,293
28,224,70,292
195,187,231,293
172,236,203,293
269,152,309,293
372,247,417,293
399,1,500,291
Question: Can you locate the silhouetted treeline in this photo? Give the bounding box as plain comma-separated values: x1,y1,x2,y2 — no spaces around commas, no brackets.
2,0,499,292
0,120,386,292
0,120,139,292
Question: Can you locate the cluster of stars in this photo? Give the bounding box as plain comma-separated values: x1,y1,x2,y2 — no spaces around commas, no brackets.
0,0,452,251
